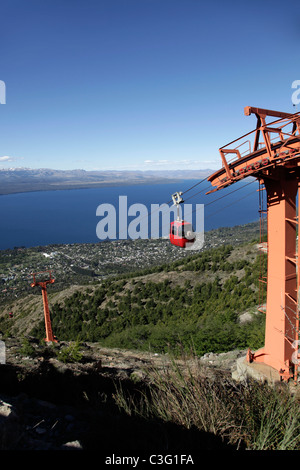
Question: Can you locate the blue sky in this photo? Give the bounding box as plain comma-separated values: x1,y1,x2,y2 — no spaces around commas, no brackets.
0,0,299,171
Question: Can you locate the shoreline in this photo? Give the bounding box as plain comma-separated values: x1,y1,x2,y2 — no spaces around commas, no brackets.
0,177,200,196
0,220,260,252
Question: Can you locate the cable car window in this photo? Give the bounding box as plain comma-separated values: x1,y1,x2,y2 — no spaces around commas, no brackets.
179,224,193,238
177,226,183,237
171,225,177,236
183,224,193,236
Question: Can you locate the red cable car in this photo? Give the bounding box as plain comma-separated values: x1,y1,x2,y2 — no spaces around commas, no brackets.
169,191,195,248
170,220,195,248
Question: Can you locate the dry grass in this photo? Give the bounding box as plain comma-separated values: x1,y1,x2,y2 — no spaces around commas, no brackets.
113,356,300,450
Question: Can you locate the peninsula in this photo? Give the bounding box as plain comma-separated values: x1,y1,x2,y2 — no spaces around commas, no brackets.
0,168,212,195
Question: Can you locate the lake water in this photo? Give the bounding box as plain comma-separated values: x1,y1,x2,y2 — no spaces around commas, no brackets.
0,179,260,250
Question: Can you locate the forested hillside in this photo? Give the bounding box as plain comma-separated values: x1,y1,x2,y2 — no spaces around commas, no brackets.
24,241,267,357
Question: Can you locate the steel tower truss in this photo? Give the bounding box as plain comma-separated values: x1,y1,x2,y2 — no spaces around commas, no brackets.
207,106,300,382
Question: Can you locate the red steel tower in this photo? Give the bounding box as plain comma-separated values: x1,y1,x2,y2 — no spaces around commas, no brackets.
207,106,300,382
31,270,57,343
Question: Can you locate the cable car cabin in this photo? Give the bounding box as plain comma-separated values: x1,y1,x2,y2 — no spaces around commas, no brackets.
170,220,195,248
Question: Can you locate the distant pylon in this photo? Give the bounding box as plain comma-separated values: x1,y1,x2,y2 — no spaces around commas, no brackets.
31,270,57,343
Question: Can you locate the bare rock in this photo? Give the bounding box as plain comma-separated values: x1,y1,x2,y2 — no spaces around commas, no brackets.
61,440,82,450
0,396,21,449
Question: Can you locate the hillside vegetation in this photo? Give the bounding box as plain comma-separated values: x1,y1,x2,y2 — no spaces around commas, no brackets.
3,234,300,452
0,239,267,357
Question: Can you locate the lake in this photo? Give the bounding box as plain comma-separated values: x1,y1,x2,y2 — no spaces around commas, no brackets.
0,179,260,250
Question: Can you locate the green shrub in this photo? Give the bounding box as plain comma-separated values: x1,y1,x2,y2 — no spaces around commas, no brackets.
56,340,83,363
19,337,36,357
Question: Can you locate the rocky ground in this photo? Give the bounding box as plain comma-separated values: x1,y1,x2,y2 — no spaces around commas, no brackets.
0,337,247,452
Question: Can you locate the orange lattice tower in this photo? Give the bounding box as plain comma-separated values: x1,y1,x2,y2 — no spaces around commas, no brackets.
31,270,57,343
207,106,300,382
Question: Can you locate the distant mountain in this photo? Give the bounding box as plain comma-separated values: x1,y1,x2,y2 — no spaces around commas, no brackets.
0,168,213,195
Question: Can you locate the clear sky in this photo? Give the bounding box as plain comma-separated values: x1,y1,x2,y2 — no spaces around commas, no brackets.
0,0,299,172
